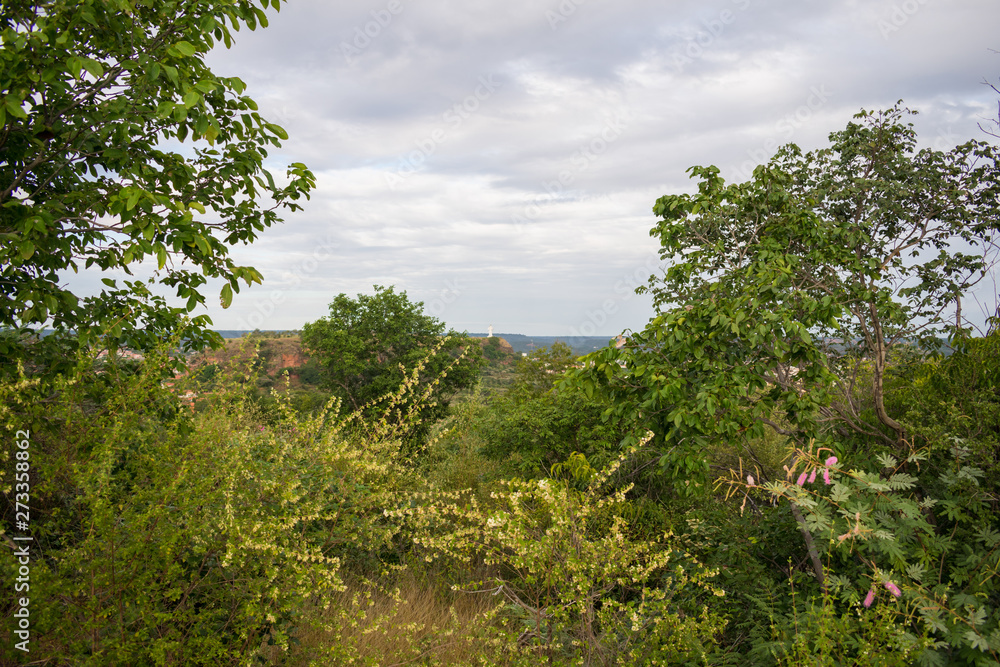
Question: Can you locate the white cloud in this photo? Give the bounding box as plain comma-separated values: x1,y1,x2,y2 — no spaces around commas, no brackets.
65,0,1000,335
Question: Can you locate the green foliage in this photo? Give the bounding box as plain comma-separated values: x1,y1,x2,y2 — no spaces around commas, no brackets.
421,386,504,500
391,441,729,665
482,335,509,361
0,0,315,376
753,589,929,666
730,438,1000,665
568,104,1000,494
886,333,1000,465
513,340,577,396
294,358,328,386
0,344,418,665
478,386,623,478
301,285,484,448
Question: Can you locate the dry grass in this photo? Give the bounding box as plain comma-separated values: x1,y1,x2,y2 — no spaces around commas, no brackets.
264,570,506,666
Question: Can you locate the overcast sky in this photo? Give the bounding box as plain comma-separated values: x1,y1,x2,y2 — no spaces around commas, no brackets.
130,0,1000,336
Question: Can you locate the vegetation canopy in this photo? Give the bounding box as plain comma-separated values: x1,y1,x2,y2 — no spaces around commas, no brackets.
301,285,484,446
0,0,314,376
570,104,1000,488
2,3,999,659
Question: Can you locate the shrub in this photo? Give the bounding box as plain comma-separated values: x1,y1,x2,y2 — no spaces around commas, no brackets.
391,439,728,665
730,440,1000,665
0,344,416,665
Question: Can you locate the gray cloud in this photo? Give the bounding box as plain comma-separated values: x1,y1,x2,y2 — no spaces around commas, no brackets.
64,0,1000,335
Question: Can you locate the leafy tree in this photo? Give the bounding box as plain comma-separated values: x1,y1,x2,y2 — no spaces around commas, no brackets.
571,104,1000,491
558,105,1000,662
0,0,315,376
481,335,506,361
301,285,483,444
511,340,577,396
470,344,638,486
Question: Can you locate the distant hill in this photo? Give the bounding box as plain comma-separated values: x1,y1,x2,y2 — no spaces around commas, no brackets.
215,331,619,357
194,335,311,385
215,330,294,339
465,333,619,356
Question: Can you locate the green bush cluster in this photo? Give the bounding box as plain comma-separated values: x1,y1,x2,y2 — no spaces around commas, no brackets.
0,345,424,664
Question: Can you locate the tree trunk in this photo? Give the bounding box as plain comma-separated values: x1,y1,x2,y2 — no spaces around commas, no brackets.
789,502,826,591
868,303,905,446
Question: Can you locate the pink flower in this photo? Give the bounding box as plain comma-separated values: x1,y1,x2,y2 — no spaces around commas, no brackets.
863,588,875,608
747,474,755,487
808,469,817,484
823,468,832,485
825,456,838,467
796,471,808,486
884,581,902,598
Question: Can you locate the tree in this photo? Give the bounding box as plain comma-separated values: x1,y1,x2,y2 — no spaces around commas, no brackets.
511,340,577,397
570,104,1000,488
300,285,483,444
980,62,1000,141
0,0,315,375
563,106,1000,660
474,343,630,479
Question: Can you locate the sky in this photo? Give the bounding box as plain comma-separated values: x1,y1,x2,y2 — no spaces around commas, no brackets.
107,0,1000,336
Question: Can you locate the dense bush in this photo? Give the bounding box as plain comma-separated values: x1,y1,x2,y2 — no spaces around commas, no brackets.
392,441,729,665
0,346,417,665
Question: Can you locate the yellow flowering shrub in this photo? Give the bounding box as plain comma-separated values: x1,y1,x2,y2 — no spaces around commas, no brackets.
389,439,728,665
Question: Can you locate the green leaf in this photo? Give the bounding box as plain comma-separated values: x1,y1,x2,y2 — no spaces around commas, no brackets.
220,283,233,308
126,189,141,211
265,123,288,140
172,41,198,57
4,96,27,119
831,482,851,504
82,58,104,78
66,56,83,79
193,235,210,255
